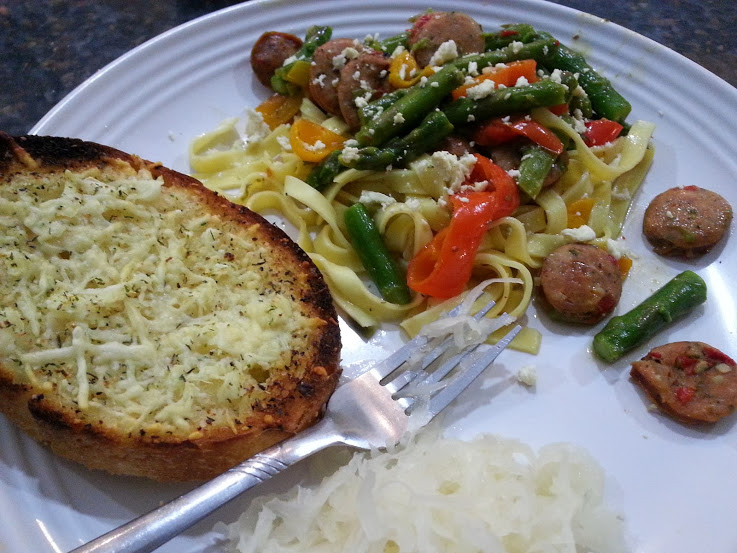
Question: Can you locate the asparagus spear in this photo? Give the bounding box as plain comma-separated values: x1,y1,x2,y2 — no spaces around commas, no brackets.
451,36,557,73
593,271,707,362
305,149,343,191
271,25,332,96
340,110,454,170
344,203,412,305
444,79,570,126
482,24,538,51
538,32,632,123
353,65,464,147
358,88,410,127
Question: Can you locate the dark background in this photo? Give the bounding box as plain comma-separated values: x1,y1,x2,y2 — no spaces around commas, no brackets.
2,0,736,135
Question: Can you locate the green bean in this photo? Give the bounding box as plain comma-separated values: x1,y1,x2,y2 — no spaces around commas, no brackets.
443,79,569,127
271,25,332,96
353,65,464,147
516,146,555,199
341,110,454,170
593,271,707,362
344,203,412,305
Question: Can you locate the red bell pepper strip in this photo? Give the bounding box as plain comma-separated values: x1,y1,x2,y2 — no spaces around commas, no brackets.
407,155,520,298
583,119,624,146
473,117,564,155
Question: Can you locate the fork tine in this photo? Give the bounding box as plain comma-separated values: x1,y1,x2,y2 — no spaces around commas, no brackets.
382,299,497,393
368,300,469,380
419,324,522,418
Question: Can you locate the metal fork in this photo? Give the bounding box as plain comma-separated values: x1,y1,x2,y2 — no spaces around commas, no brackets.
70,300,521,553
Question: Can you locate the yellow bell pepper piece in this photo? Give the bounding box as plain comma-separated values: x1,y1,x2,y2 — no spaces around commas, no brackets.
285,60,312,88
388,51,433,89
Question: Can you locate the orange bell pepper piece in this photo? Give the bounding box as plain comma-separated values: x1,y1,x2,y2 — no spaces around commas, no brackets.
289,118,346,163
451,59,539,100
255,93,303,130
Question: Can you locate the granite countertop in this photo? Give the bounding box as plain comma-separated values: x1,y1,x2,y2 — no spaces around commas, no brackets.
1,0,735,135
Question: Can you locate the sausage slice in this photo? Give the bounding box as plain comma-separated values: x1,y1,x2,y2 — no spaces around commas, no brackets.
337,53,391,129
251,31,303,88
408,11,485,67
643,186,732,258
539,243,623,324
631,341,737,424
308,38,358,116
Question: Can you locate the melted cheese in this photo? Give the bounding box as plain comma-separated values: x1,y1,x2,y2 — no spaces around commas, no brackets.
0,166,322,437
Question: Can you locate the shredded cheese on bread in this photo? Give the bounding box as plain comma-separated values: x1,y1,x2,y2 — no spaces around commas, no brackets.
0,134,340,482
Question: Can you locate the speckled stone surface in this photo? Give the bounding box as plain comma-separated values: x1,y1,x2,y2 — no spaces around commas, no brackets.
2,0,736,135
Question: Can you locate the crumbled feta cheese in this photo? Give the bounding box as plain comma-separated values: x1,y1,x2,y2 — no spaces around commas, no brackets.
341,146,361,163
506,169,521,178
516,365,537,387
416,151,477,195
515,76,529,87
393,113,406,124
428,40,459,66
243,109,271,145
561,225,597,242
466,79,496,100
404,198,422,210
312,73,327,87
549,68,563,84
611,187,631,201
332,47,360,70
467,61,479,77
467,114,476,122
391,45,406,58
430,81,440,88
358,191,397,207
606,237,635,260
510,41,524,54
276,135,292,152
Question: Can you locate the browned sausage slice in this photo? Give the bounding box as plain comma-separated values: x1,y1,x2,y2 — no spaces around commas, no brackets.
308,38,357,116
408,12,485,67
250,31,303,89
631,341,737,424
539,243,623,324
337,53,391,129
643,186,732,258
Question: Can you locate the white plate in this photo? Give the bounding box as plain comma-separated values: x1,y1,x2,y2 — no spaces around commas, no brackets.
8,0,737,551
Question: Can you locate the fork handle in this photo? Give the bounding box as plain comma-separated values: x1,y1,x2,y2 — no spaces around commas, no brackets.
69,418,341,553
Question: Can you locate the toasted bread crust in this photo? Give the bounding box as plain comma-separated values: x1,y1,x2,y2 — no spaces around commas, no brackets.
0,133,341,481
